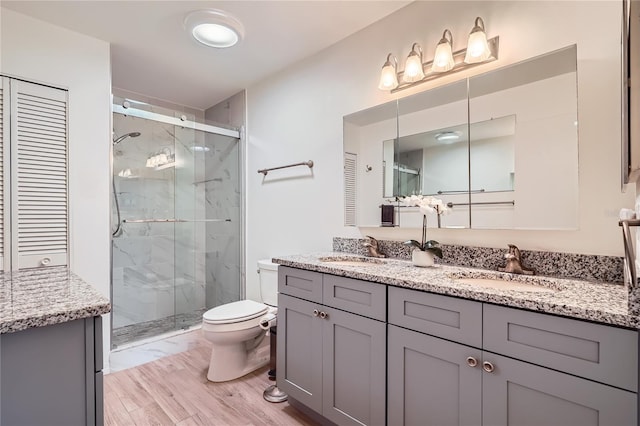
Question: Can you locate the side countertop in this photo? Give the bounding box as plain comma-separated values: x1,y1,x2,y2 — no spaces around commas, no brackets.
0,266,111,334
273,253,639,330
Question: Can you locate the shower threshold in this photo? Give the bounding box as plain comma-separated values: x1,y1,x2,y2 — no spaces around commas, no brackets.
112,309,206,348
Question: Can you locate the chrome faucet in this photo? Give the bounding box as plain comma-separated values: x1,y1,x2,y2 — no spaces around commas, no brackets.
363,236,386,258
498,244,534,275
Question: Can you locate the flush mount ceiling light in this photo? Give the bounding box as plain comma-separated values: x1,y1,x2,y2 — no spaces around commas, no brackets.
379,16,499,93
435,131,461,143
184,9,244,48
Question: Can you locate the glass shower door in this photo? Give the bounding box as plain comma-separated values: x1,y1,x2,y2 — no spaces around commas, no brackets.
111,103,242,347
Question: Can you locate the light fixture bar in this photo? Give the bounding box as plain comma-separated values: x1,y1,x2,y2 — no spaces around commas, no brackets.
391,36,499,93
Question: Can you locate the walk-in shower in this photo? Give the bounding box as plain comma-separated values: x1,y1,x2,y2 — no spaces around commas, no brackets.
111,98,243,347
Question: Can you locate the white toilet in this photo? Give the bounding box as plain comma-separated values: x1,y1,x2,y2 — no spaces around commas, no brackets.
202,259,278,382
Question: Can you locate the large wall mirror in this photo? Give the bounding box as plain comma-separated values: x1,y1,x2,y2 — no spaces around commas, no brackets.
344,45,578,230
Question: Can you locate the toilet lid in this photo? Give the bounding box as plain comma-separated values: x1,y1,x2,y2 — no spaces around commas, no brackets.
203,300,268,324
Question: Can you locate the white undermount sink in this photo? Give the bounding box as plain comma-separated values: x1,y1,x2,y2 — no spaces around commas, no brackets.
452,273,562,293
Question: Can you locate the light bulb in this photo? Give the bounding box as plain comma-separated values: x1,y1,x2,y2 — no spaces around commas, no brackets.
431,30,454,73
403,43,425,83
378,53,399,90
464,17,491,64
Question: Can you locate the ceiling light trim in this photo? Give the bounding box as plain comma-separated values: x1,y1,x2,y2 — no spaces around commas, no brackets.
184,9,245,49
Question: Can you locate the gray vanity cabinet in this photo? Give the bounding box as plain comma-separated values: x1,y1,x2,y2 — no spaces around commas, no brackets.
1,316,104,426
387,324,482,426
388,286,638,426
482,353,637,426
277,267,386,426
277,293,323,412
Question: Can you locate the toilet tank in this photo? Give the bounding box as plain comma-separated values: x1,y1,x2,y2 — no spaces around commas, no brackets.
258,259,279,307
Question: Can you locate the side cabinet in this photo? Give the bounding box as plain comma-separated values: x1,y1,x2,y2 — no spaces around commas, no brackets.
277,267,386,426
0,316,104,426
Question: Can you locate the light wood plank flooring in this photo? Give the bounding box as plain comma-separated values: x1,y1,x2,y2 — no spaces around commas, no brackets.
104,333,318,425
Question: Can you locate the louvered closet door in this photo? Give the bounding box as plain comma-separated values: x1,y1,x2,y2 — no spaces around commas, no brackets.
0,78,10,271
11,80,68,269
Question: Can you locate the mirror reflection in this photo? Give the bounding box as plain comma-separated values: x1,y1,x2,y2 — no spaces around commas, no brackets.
344,45,578,230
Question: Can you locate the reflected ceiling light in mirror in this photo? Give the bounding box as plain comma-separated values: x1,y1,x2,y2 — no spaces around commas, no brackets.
464,17,491,63
184,10,244,48
378,53,399,90
435,131,461,144
431,30,455,73
378,17,499,93
403,43,425,83
191,145,211,152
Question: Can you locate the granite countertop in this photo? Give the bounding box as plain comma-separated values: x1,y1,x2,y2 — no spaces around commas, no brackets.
273,252,639,330
0,266,111,334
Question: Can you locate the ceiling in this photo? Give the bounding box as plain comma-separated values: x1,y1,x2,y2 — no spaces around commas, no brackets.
2,1,410,110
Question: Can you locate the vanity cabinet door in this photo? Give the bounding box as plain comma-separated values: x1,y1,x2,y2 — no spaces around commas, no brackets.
277,294,323,413
482,353,637,426
322,306,386,426
387,325,482,426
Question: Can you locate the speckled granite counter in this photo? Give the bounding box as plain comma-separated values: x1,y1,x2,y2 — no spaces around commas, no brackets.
0,266,111,334
273,253,639,330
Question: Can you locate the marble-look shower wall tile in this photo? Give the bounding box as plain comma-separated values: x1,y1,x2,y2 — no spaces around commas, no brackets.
204,132,242,308
333,237,624,283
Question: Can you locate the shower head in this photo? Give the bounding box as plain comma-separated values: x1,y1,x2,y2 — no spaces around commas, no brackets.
113,132,141,145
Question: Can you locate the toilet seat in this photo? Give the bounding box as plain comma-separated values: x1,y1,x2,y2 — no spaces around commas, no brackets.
203,300,268,325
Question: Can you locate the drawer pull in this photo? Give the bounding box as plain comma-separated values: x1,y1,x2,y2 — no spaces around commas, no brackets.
319,311,328,319
41,257,51,266
482,361,495,373
312,309,319,317
466,356,478,368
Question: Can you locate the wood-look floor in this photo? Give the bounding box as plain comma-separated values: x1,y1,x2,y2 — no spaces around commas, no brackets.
104,334,318,426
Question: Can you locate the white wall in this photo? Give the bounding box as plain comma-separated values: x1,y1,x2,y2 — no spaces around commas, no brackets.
1,9,112,366
245,1,635,300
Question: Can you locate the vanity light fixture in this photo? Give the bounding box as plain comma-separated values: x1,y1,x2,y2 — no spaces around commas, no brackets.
146,148,176,169
464,17,491,63
184,9,244,48
431,30,455,73
378,16,499,93
403,43,425,82
378,53,399,90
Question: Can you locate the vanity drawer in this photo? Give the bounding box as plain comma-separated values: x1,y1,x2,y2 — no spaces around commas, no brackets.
388,286,482,348
483,304,638,392
279,266,323,303
323,274,386,321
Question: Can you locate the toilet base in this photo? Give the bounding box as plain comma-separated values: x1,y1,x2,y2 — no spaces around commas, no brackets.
206,333,270,382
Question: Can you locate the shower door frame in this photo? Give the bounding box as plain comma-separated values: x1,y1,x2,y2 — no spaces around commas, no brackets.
110,102,244,347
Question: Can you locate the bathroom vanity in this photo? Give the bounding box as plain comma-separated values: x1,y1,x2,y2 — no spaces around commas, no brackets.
0,266,110,426
275,254,639,426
